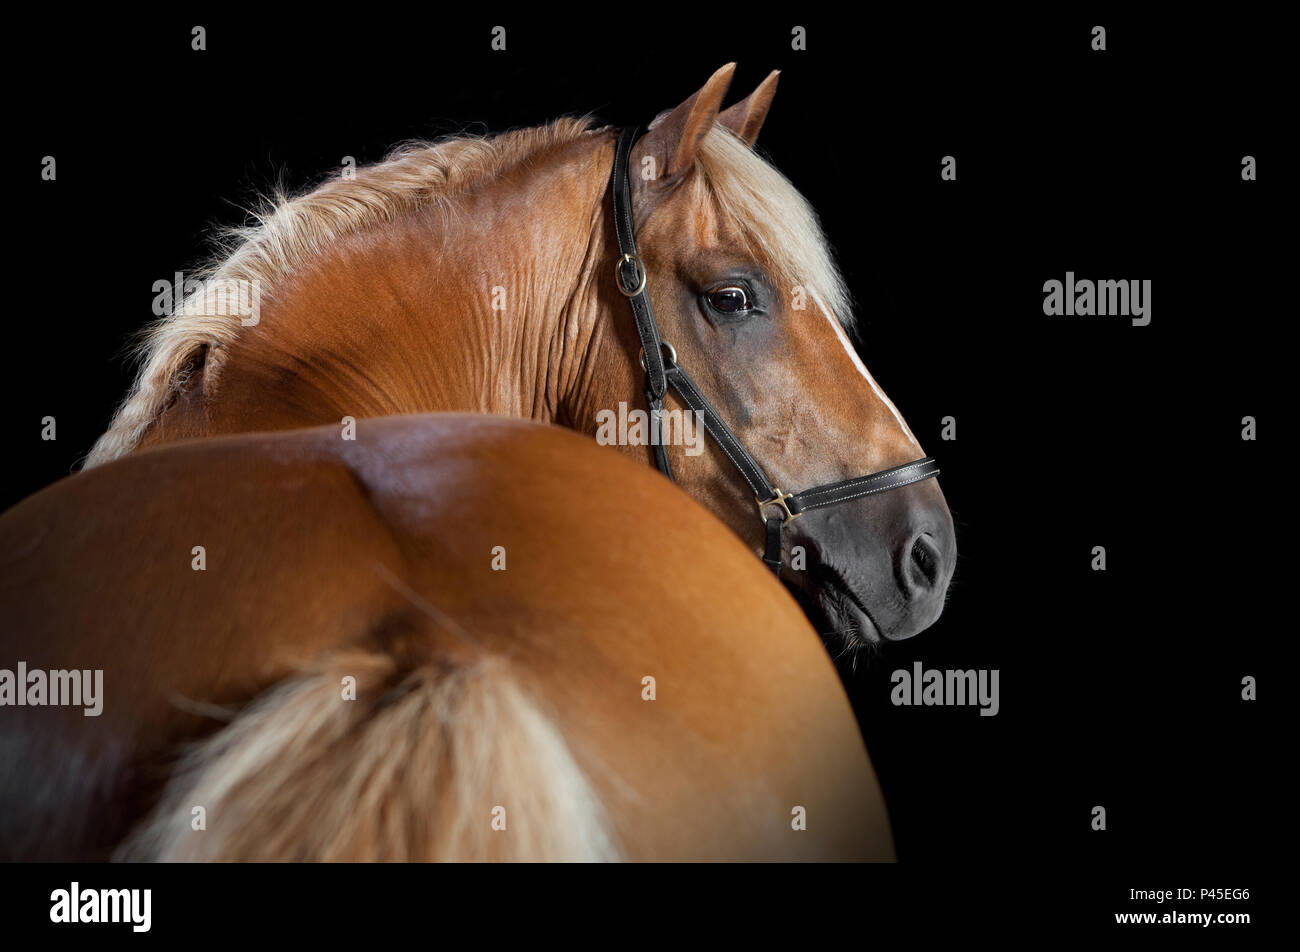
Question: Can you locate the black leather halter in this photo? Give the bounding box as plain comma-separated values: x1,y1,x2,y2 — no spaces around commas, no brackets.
611,126,940,576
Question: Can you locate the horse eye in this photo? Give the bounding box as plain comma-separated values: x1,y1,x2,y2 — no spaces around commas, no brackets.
707,285,752,314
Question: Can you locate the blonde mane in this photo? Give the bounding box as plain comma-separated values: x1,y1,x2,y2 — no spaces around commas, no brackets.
84,117,601,468
86,118,852,468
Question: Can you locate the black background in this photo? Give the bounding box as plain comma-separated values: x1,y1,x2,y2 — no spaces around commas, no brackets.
5,7,1280,921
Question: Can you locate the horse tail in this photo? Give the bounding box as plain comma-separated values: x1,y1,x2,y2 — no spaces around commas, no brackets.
116,647,620,861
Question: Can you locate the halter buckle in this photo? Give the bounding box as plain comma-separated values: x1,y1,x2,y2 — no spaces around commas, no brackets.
638,340,678,371
757,488,800,526
615,253,648,297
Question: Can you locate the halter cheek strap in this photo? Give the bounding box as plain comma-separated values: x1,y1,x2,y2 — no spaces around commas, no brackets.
611,126,939,575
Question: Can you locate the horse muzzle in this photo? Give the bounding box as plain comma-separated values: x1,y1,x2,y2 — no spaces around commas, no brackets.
785,478,955,649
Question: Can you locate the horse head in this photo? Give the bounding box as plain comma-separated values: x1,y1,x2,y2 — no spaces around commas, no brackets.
581,64,956,652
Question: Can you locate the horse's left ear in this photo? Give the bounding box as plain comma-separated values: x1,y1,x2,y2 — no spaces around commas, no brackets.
638,63,736,189
718,70,780,147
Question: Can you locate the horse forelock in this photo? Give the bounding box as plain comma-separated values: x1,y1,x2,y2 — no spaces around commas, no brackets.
692,125,854,333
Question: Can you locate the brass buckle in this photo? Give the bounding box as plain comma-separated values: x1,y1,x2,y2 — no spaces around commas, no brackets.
757,488,800,526
615,253,647,296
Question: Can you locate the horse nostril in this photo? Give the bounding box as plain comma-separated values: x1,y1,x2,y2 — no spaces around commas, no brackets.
910,533,941,590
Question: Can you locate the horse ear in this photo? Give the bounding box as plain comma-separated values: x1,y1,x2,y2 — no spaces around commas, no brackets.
639,63,736,187
718,70,780,147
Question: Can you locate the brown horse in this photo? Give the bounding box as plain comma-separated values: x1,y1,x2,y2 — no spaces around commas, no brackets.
0,415,892,861
86,64,955,651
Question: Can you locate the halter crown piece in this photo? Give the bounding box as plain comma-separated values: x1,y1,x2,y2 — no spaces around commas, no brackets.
611,126,940,575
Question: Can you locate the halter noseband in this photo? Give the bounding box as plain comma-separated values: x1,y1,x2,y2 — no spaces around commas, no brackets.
611,126,940,575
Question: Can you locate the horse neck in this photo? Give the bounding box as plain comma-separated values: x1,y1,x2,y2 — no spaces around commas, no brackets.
204,133,618,434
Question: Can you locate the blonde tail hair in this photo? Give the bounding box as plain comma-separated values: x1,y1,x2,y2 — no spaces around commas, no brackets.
117,648,619,861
